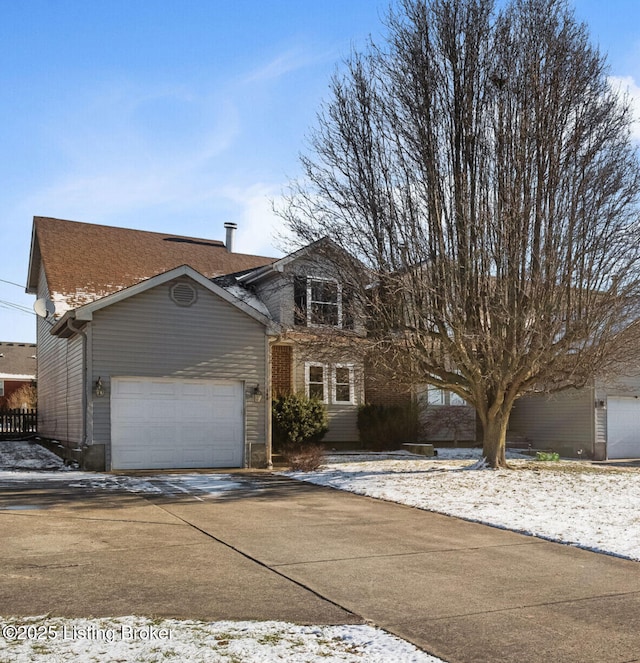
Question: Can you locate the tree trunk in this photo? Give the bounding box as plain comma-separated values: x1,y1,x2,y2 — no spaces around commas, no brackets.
481,410,511,469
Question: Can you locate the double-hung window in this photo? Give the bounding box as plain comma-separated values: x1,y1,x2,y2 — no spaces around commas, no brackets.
305,363,328,403
308,278,341,327
295,276,350,329
305,362,356,405
332,364,355,404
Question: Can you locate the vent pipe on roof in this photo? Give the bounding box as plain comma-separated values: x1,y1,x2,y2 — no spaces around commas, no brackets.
224,222,237,253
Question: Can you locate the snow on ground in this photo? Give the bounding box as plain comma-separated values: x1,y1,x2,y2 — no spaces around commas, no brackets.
0,616,441,663
286,449,640,561
0,440,67,471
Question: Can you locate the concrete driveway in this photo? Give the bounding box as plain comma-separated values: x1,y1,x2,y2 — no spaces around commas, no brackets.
2,472,640,663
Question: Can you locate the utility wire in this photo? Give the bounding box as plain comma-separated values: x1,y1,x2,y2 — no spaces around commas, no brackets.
0,299,34,316
0,278,25,288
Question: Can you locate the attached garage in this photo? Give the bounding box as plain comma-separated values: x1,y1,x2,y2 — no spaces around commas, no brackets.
607,396,640,459
111,377,245,470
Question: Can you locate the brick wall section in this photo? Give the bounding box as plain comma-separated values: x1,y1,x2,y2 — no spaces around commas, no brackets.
271,345,293,397
364,368,413,406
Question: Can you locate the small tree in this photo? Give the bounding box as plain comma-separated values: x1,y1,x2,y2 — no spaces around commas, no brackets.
280,0,640,468
6,383,37,410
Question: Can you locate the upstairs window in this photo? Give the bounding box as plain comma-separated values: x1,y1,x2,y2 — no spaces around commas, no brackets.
294,276,353,329
309,278,341,326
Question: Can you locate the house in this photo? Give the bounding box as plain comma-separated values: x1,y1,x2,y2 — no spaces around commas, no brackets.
26,216,368,471
0,342,37,409
507,371,640,461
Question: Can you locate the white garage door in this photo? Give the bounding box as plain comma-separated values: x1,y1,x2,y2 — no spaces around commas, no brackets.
111,377,244,470
607,396,640,459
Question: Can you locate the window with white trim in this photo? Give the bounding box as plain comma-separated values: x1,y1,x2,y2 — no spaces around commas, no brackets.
305,363,328,403
332,364,355,404
294,276,353,329
308,278,341,327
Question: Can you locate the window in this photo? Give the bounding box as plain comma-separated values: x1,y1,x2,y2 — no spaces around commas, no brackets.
427,385,445,405
333,365,355,404
449,392,466,406
305,363,327,402
424,385,466,406
0,380,3,397
294,276,353,329
309,278,341,326
305,362,357,405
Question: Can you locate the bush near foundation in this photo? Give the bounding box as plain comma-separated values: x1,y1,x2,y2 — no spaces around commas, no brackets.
358,403,418,451
272,394,328,471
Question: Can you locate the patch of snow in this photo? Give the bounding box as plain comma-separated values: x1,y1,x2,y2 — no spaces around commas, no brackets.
0,440,67,471
223,282,272,318
284,451,640,561
0,616,443,663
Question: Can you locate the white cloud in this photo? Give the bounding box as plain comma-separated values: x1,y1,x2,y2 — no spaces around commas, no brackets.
218,183,290,257
609,75,640,142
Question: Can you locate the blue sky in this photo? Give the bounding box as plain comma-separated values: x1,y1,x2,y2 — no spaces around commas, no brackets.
1,0,639,343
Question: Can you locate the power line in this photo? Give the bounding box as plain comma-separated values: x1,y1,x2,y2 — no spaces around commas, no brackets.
0,278,25,289
0,299,34,316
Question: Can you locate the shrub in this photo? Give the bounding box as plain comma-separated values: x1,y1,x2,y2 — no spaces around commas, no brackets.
358,403,418,451
281,443,326,472
272,393,328,448
272,393,328,472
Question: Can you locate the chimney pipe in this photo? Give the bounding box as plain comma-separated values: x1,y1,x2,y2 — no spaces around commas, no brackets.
224,222,237,253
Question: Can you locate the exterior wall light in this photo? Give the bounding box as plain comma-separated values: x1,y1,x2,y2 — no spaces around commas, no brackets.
253,385,263,403
95,377,105,398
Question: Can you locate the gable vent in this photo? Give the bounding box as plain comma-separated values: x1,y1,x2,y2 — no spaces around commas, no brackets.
170,282,197,307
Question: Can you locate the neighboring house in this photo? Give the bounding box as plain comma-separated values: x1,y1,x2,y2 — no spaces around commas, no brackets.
508,373,640,461
26,217,369,471
0,342,37,409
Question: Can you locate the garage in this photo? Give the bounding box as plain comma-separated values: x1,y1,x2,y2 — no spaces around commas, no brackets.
111,377,245,470
607,396,640,459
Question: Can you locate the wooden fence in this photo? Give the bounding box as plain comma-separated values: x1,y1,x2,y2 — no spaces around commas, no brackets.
0,409,37,438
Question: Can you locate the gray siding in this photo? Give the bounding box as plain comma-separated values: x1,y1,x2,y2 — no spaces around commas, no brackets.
508,386,595,457
293,352,363,443
89,277,268,469
254,276,294,326
36,266,84,445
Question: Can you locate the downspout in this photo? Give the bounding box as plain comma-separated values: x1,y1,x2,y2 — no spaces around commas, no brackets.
66,317,88,461
266,335,273,469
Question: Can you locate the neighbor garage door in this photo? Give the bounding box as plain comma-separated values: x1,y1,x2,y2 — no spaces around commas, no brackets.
607,396,640,459
111,377,244,470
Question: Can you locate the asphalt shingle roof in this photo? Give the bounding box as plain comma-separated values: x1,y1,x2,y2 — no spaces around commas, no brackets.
0,342,37,379
32,217,276,312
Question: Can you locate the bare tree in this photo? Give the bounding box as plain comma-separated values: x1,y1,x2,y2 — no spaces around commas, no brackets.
279,0,640,468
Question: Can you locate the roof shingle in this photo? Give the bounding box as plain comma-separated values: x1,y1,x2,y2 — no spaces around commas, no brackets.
32,217,276,312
